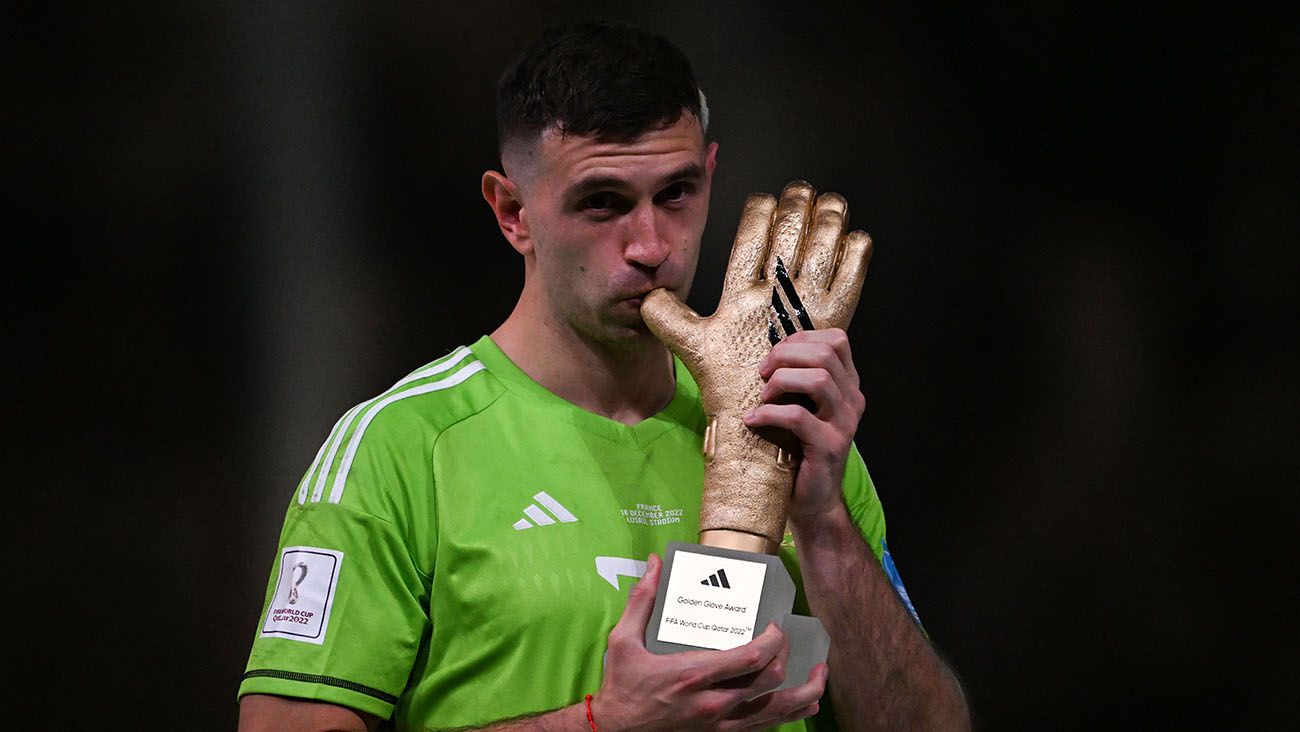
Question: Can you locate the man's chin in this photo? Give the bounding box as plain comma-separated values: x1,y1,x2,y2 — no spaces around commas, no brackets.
593,312,658,348
610,318,655,339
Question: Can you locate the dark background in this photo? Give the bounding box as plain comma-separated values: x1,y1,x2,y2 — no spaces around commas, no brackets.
10,2,1298,729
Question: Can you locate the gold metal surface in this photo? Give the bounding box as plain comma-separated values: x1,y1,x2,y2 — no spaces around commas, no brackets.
642,180,873,551
697,529,776,554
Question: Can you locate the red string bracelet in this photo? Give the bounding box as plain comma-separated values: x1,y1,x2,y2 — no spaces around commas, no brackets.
584,694,598,731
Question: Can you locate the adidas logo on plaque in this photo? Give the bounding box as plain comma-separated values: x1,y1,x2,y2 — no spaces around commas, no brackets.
700,568,731,589
512,491,579,530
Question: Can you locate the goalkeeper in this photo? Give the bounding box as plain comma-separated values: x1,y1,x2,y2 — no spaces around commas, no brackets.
238,21,968,732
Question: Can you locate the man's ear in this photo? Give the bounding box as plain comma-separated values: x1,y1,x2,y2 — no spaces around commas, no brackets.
704,141,718,179
481,171,532,255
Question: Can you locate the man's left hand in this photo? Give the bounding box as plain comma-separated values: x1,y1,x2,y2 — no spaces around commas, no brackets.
744,328,865,526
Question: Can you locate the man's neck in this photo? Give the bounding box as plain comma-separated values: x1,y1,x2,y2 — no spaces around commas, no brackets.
491,305,677,427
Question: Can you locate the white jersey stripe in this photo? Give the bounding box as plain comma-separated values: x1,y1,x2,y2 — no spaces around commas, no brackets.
328,360,486,504
309,403,363,503
523,504,556,526
298,409,355,505
534,491,578,523
393,346,474,390
308,347,476,503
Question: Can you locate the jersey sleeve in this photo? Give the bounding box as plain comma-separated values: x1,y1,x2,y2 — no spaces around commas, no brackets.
841,443,886,562
238,402,438,720
841,443,924,628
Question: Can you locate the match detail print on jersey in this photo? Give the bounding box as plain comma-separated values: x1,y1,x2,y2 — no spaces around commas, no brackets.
620,502,684,527
261,546,344,645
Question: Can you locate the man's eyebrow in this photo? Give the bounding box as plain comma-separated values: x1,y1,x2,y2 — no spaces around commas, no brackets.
564,163,706,201
656,163,705,187
564,175,630,201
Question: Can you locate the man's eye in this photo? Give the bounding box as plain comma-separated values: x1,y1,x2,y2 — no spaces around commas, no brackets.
582,192,635,214
655,182,693,205
583,192,616,211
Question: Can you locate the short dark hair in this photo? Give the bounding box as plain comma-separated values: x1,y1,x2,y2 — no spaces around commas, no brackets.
496,22,704,153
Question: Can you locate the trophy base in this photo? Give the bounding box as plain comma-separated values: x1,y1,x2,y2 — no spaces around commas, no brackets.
644,542,830,693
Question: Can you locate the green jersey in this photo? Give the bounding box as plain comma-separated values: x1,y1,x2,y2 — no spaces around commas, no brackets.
240,335,901,730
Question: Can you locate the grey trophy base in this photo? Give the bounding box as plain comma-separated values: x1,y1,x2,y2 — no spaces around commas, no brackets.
644,541,830,692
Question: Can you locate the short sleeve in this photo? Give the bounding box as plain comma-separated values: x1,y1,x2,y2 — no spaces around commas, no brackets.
238,403,437,719
841,444,923,628
841,443,886,561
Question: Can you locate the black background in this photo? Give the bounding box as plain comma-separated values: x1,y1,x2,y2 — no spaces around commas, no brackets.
9,2,1298,729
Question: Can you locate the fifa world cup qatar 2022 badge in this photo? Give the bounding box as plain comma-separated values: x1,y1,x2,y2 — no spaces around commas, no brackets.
639,180,872,689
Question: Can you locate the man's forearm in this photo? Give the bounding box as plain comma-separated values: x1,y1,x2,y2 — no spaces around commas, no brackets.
432,703,587,732
792,505,969,732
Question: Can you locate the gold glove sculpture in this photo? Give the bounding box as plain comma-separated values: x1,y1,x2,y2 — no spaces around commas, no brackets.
642,181,872,554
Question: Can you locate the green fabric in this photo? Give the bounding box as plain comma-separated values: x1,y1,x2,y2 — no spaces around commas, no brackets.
240,335,889,731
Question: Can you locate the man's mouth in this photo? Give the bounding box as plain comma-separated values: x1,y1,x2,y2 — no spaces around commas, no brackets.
618,289,655,306
616,286,674,312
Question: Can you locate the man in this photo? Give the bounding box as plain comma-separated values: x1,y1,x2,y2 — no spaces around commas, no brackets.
238,22,969,732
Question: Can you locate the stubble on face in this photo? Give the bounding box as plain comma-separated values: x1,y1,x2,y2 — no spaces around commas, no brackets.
505,116,714,352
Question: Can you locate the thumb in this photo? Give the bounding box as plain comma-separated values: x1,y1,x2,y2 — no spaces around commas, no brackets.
641,289,703,362
612,553,662,642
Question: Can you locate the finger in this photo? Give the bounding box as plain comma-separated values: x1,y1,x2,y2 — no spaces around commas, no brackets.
721,698,820,732
727,663,828,731
825,230,873,329
721,193,777,300
641,288,704,366
713,632,789,694
745,636,790,694
764,181,815,282
797,192,848,293
609,553,660,645
692,623,787,686
743,403,826,447
742,662,828,713
759,367,844,421
779,703,821,726
761,332,855,383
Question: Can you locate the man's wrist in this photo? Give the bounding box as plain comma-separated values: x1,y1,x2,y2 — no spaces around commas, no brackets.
538,701,598,732
788,498,854,548
585,692,616,732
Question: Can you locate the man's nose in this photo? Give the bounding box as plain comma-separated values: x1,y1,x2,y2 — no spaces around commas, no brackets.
623,204,671,269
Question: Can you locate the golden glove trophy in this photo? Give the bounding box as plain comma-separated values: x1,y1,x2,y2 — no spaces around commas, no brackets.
639,181,872,691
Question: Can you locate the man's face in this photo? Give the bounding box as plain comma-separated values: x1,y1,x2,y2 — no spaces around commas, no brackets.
508,115,717,348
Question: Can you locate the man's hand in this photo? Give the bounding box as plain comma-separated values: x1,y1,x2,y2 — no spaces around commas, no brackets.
641,180,872,543
745,328,865,526
592,554,827,732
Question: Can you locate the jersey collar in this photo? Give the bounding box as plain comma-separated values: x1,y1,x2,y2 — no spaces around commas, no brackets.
469,335,704,447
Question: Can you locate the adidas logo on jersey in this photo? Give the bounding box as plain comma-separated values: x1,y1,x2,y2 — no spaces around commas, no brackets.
512,491,578,530
700,568,732,588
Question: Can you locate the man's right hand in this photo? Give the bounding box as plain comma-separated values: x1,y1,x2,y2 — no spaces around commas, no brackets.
590,553,828,732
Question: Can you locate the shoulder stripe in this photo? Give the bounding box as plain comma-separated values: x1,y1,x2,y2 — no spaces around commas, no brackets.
303,347,476,504
297,404,360,505
327,360,487,504
393,346,475,389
